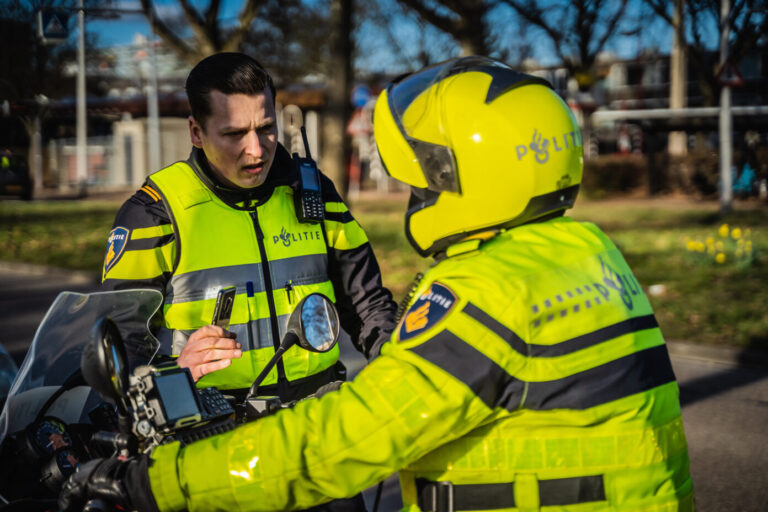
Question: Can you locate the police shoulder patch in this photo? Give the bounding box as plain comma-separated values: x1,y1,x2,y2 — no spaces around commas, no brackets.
397,282,458,342
104,226,130,275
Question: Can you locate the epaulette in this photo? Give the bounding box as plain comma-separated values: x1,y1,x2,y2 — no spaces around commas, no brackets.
139,184,162,203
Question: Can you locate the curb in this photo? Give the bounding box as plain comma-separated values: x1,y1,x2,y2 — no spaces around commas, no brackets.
0,260,100,285
667,339,768,371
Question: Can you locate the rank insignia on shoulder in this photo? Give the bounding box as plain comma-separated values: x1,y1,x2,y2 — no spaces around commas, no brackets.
398,282,458,342
104,226,130,275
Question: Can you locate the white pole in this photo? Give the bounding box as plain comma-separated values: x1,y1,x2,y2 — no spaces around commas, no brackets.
719,0,732,214
147,10,161,172
76,0,87,196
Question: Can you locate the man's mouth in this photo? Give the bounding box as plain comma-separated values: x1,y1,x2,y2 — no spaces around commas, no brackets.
242,162,264,175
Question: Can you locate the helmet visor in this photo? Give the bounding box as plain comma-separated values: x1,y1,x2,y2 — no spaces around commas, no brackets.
386,57,526,194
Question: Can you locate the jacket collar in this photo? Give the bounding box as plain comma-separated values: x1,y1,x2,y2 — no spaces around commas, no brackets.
187,144,298,209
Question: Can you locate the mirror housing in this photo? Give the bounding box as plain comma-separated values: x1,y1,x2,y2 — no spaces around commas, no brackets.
81,317,129,409
285,293,340,353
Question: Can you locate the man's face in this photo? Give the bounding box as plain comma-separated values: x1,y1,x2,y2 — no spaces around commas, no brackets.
189,89,278,189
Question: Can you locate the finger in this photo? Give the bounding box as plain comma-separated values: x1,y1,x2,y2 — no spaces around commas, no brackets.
187,324,221,343
195,358,232,380
202,348,242,363
211,337,242,350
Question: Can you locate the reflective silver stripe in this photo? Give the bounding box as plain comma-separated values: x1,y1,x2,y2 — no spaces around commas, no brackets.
155,327,194,355
155,316,289,356
166,264,263,303
165,254,328,303
270,253,328,289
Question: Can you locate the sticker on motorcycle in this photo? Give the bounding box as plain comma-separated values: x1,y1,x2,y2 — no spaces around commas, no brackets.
103,226,130,275
398,282,457,342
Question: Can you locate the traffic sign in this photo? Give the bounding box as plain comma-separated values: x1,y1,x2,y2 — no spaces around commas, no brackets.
350,84,372,108
716,60,744,87
37,10,70,45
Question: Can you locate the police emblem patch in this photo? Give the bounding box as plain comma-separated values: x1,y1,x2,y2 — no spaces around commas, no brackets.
398,282,458,342
103,226,130,275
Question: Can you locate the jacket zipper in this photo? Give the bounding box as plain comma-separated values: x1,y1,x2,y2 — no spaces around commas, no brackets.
251,209,287,383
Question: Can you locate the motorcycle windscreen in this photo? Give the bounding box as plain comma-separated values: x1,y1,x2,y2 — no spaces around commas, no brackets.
0,289,163,443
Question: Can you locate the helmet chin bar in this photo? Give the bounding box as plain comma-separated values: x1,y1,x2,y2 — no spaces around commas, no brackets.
405,185,580,257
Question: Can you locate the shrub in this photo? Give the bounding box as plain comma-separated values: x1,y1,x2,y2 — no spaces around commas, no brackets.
581,154,646,198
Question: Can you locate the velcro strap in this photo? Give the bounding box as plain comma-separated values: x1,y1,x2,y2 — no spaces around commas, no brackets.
416,474,605,512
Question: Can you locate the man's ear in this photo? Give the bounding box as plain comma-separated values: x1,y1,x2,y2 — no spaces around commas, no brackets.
189,116,203,148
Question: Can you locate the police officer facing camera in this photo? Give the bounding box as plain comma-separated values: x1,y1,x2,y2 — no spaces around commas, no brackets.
95,52,397,512
64,57,693,512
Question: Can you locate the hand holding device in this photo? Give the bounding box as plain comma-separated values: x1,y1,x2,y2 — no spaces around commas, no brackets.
177,325,241,382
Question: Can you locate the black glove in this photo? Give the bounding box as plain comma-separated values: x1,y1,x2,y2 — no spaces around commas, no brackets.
58,456,160,512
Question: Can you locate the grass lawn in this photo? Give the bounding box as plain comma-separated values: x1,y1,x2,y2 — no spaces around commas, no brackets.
1,194,766,349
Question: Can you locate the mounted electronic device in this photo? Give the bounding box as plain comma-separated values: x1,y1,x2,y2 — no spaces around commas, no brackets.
292,126,325,224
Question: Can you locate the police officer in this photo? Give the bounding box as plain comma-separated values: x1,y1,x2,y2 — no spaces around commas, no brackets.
62,57,694,512
102,53,396,402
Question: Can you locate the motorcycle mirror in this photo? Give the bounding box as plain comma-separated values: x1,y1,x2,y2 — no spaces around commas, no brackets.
248,294,339,397
288,293,340,353
81,317,129,409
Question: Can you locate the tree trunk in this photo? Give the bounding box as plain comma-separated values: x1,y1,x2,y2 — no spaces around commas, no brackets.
320,0,352,198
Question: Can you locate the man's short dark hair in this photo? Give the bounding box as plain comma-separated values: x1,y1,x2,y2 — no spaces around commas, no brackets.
186,52,276,126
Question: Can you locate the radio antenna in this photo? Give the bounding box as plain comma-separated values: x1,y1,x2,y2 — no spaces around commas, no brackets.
300,126,312,160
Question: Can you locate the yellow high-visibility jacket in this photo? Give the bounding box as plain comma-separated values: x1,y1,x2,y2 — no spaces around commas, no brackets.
102,145,396,391
148,216,693,512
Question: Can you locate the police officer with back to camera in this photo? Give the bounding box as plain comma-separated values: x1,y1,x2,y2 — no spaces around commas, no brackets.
63,56,694,512
97,52,396,511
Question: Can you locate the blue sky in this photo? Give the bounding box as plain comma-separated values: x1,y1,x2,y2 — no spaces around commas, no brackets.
83,0,677,73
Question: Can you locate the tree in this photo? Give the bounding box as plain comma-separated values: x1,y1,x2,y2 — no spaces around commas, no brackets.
137,0,259,65
643,0,768,106
500,0,630,91
319,0,352,196
137,0,329,85
393,0,497,56
355,0,459,72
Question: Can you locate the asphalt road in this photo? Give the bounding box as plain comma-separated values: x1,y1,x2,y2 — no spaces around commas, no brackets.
1,264,766,511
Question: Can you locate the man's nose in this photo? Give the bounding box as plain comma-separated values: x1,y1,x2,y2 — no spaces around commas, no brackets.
244,130,263,157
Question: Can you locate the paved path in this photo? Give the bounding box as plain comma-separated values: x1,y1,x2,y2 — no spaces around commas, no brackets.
1,264,767,511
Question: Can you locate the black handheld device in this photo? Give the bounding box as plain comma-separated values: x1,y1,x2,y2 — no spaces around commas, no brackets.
293,126,324,224
212,286,236,330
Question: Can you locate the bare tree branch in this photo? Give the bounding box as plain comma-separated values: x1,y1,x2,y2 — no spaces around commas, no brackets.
395,0,493,55
139,0,197,64
502,0,628,89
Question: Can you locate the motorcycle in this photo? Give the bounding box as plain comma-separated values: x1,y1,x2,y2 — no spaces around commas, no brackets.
0,288,341,511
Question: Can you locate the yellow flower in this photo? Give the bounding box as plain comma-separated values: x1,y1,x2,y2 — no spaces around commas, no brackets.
686,240,697,251
715,253,726,264
718,223,729,237
715,241,724,251
746,241,753,251
732,227,742,239
706,236,714,245
696,242,706,253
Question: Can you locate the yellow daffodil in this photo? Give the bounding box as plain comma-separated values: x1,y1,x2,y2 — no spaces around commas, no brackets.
686,240,697,251
718,223,729,237
732,227,742,239
715,253,726,264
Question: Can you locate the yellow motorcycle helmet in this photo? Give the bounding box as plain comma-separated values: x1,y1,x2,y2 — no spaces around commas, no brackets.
373,56,584,256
